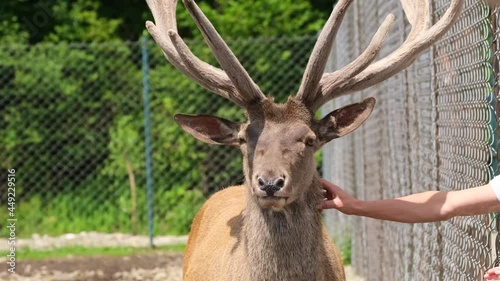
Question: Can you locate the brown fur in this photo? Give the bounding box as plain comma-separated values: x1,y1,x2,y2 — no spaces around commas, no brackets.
183,184,344,281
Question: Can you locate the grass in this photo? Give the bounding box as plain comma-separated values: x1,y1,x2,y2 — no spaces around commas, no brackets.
0,244,186,261
340,235,352,265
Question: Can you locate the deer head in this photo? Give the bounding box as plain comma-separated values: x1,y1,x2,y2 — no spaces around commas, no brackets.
146,0,463,210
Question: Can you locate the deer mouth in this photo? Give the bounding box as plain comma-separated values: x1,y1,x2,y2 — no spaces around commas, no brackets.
261,195,287,200
257,196,288,209
260,195,288,200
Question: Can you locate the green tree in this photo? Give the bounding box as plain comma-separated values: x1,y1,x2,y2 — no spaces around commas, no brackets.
103,115,144,234
0,0,334,43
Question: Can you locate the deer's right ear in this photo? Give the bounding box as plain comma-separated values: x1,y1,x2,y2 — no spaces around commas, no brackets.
174,114,241,146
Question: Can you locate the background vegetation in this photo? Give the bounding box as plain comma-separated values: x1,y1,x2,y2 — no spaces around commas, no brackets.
0,0,334,237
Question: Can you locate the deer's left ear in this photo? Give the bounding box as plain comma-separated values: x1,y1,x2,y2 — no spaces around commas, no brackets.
174,114,241,146
316,97,376,145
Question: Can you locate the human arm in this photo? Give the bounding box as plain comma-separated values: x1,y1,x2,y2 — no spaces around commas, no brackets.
319,179,500,223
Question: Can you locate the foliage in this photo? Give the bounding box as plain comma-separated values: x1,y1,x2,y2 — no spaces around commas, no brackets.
0,0,335,43
0,41,140,196
0,174,205,237
0,17,30,44
179,0,327,38
104,115,144,180
340,234,352,265
46,0,122,43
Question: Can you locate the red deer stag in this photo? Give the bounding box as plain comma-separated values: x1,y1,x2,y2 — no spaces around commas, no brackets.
145,0,462,280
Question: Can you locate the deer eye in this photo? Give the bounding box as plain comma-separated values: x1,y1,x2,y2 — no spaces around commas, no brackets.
305,136,316,147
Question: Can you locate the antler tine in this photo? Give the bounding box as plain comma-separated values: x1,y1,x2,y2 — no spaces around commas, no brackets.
296,0,353,106
145,0,262,107
167,30,243,103
307,14,395,111
145,0,234,102
183,0,266,103
310,0,463,112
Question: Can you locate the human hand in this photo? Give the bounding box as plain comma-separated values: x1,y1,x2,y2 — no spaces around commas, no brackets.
484,266,500,280
318,179,359,214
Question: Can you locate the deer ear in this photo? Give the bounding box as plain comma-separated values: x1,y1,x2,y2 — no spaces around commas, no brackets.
317,97,376,144
174,114,241,146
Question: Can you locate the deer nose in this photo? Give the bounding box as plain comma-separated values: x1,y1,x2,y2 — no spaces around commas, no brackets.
257,176,286,196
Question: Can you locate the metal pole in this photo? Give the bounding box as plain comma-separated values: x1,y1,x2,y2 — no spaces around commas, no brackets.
141,35,155,248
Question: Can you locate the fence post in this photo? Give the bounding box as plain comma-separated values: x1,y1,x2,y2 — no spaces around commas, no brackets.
141,35,155,248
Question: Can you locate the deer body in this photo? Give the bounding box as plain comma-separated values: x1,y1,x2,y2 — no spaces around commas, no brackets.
145,0,462,280
184,183,344,281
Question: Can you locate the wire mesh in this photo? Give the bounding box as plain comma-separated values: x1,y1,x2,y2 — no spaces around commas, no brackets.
324,0,500,280
0,34,319,238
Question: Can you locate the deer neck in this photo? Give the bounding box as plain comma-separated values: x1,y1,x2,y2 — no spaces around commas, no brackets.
243,174,324,281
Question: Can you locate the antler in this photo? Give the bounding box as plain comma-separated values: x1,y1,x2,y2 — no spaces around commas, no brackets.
145,0,266,107
297,0,463,112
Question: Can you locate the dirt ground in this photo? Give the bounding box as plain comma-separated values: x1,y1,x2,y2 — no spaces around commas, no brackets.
0,252,183,281
0,252,364,281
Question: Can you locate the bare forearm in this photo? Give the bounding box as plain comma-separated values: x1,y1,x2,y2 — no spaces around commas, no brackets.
352,191,451,223
321,179,500,223
351,184,500,223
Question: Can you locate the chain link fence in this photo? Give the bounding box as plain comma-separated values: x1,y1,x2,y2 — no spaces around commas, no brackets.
0,34,319,238
324,0,500,280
